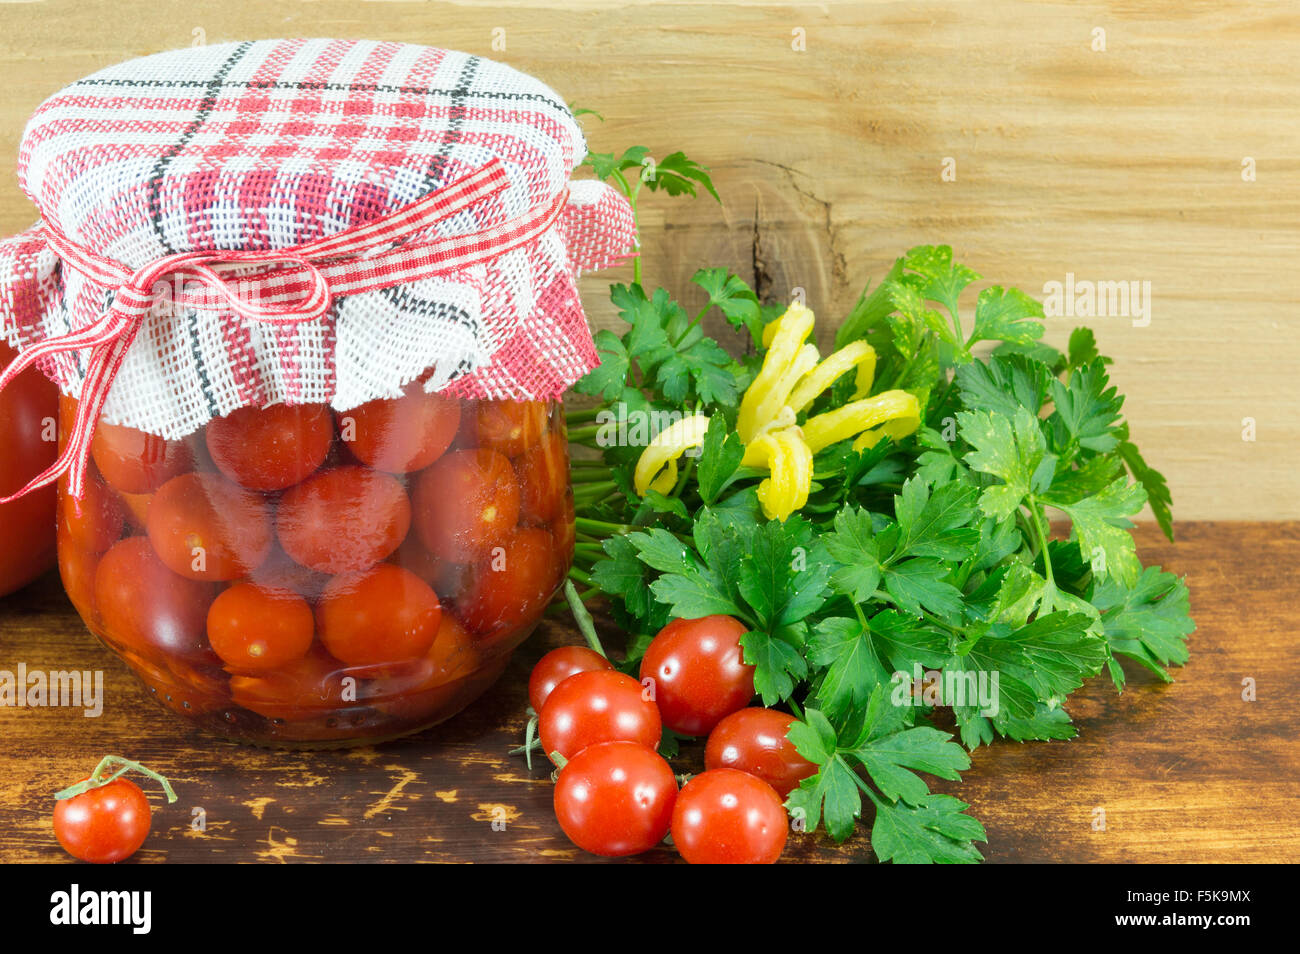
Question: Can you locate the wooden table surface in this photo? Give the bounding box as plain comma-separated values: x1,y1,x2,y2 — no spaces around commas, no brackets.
0,521,1293,864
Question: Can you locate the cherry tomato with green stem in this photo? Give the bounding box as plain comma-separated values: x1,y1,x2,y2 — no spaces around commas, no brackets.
52,756,177,864
671,768,788,865
538,669,661,763
704,707,817,797
528,645,613,713
553,741,678,857
640,615,755,736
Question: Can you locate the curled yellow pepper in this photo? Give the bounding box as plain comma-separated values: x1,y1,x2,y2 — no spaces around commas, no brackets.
633,413,712,496
630,301,921,522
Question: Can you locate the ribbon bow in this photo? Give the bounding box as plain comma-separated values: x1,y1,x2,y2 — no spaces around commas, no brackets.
0,158,565,502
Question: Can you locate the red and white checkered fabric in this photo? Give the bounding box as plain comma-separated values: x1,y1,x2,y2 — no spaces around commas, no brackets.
0,38,634,440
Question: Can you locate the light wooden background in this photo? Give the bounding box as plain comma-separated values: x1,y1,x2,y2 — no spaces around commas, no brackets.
1,0,1296,519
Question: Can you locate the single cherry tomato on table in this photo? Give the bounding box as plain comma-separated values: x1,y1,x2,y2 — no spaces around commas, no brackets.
316,564,441,666
704,707,818,797
538,669,661,762
91,418,192,494
207,583,315,671
457,527,561,639
554,741,678,857
639,615,755,736
93,537,218,667
205,402,334,491
52,756,177,864
277,465,411,574
671,768,788,865
338,384,460,473
146,472,273,580
413,449,521,563
528,645,614,713
0,341,57,596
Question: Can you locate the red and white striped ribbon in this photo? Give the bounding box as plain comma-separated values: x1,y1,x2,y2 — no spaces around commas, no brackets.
0,158,567,502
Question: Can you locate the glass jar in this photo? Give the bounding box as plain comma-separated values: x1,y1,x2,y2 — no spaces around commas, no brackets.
57,384,574,746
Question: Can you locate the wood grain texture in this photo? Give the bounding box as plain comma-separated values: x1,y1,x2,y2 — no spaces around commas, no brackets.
0,522,1293,863
0,1,1297,518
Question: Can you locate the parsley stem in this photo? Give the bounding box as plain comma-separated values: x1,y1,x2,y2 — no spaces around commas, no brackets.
573,480,618,500
1025,496,1056,594
568,565,594,585
563,579,608,658
566,424,601,443
564,406,603,425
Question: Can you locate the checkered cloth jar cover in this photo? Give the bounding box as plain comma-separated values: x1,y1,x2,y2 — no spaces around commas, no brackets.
0,39,635,453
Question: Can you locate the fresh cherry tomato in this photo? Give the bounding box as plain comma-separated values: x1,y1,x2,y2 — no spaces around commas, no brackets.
228,648,347,721
457,527,560,639
528,645,614,713
53,777,152,863
91,419,192,494
0,341,57,597
704,708,817,797
413,449,520,563
277,465,411,574
554,741,677,857
516,429,569,524
538,670,661,762
462,400,547,458
147,472,273,580
671,768,788,865
339,383,460,473
205,402,334,491
93,537,217,666
59,469,124,554
207,583,314,671
640,615,755,736
316,564,441,666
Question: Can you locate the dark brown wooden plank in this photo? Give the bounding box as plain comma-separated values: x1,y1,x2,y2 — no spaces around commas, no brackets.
0,522,1293,863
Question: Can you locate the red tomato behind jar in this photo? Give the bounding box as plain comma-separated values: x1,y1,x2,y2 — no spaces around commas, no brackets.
205,402,334,491
339,383,460,473
0,341,57,597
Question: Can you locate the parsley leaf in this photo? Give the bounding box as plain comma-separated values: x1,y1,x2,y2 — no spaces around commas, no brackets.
1092,567,1194,689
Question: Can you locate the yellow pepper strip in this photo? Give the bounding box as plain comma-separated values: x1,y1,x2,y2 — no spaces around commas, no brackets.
633,413,712,496
786,340,877,414
744,428,814,522
738,304,815,442
801,390,920,455
852,400,922,452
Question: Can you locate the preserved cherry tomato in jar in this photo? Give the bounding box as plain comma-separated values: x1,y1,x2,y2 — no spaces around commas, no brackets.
205,403,334,491
93,537,218,667
462,400,547,458
458,527,562,640
339,382,460,473
0,341,57,597
91,420,192,494
276,465,411,574
60,392,568,746
146,473,274,581
413,449,520,563
207,583,315,672
316,564,442,666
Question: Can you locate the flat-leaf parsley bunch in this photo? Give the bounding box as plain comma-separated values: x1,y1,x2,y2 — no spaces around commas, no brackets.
560,141,1194,864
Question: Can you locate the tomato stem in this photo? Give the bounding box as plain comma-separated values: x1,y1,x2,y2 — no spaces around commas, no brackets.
55,755,178,804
